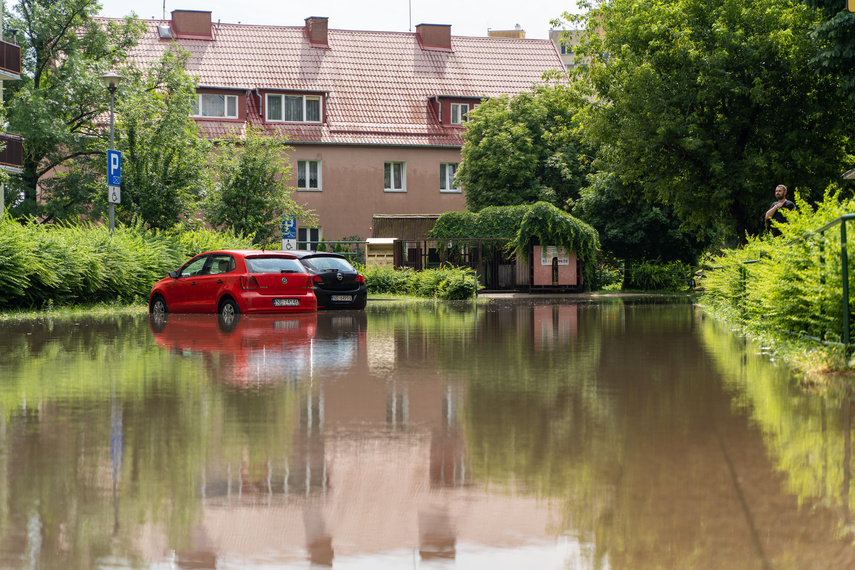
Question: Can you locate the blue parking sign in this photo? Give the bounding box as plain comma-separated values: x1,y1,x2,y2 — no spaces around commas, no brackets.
108,150,121,187
282,216,297,240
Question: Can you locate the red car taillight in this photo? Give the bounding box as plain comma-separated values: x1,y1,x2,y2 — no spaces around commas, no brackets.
240,275,259,290
313,275,323,284
356,274,365,284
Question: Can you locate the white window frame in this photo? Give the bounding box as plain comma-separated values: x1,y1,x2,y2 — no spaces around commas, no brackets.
440,163,461,193
192,93,239,119
298,227,323,251
450,103,469,125
266,93,323,123
384,161,406,192
297,160,322,191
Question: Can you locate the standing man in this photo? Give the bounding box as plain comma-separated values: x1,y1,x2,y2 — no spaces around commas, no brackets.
764,184,795,236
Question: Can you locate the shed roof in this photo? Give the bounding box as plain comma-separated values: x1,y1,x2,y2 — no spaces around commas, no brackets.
372,215,441,240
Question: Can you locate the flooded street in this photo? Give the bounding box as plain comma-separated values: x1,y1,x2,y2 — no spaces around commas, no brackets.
1,298,854,569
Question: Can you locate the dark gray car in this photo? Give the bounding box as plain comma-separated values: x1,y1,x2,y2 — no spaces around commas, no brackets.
291,251,368,310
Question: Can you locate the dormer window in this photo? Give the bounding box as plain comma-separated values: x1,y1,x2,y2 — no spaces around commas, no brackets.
450,103,469,125
266,93,323,123
192,93,238,119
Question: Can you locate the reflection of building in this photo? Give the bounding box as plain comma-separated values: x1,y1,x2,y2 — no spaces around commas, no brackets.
533,304,579,351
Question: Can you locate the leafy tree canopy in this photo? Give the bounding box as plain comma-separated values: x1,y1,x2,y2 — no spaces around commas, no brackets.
114,46,211,230
457,83,593,213
568,0,855,242
5,0,144,222
573,172,717,265
205,126,316,247
800,0,855,104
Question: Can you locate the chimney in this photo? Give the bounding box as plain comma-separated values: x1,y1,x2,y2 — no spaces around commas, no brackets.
416,23,452,51
170,10,213,39
305,17,329,48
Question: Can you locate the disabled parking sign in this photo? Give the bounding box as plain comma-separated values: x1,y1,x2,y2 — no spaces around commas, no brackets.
282,216,297,250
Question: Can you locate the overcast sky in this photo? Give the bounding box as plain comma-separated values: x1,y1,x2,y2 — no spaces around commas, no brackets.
93,0,582,39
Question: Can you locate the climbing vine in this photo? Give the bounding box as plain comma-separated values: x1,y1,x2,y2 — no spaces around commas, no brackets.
430,202,601,286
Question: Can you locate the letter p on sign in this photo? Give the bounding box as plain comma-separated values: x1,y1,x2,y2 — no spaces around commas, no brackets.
108,150,122,187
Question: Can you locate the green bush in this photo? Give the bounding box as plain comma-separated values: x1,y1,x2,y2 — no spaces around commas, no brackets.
436,270,479,300
361,265,413,294
592,263,623,290
361,264,479,299
700,187,855,345
0,217,252,309
625,259,693,291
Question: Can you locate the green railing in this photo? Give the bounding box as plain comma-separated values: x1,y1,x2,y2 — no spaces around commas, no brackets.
788,213,854,347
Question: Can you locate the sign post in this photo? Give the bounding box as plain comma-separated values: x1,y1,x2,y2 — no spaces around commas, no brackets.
282,215,297,251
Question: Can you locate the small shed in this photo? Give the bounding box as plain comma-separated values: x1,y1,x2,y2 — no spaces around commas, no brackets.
365,238,396,267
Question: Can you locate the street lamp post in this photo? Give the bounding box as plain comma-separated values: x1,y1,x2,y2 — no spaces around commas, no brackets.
99,73,124,235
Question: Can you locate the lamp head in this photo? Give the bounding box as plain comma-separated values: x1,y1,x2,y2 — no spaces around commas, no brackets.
99,73,125,93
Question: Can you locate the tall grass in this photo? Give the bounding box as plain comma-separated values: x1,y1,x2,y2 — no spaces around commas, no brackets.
0,218,253,308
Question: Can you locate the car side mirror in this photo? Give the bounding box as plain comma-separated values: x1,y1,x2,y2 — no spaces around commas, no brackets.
169,270,178,279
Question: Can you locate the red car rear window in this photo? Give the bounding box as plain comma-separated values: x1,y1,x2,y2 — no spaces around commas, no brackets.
245,257,304,274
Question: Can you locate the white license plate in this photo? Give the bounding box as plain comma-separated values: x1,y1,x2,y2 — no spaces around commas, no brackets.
273,298,300,307
331,295,352,302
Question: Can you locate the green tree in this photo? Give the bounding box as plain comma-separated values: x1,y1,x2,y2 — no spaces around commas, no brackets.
573,172,716,265
457,83,592,212
205,127,315,246
569,0,855,242
115,46,211,229
5,0,144,222
800,0,855,105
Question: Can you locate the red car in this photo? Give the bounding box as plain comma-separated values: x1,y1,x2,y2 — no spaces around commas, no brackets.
149,250,317,317
149,313,319,385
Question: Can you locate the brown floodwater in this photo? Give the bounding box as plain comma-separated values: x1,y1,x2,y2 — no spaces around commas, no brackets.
0,297,854,569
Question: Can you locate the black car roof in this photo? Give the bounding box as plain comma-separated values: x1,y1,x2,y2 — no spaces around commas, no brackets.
289,251,346,259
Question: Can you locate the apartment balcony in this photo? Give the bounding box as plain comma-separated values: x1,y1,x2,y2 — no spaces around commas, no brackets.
0,133,24,171
0,40,21,80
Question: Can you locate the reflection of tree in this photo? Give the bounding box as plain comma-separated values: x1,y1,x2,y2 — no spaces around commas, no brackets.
699,312,855,536
0,314,303,567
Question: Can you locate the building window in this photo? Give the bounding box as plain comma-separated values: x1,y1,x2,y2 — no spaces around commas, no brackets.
298,227,322,250
192,93,238,118
450,103,469,125
440,163,460,192
266,94,322,123
297,160,321,191
384,162,406,192
560,44,573,55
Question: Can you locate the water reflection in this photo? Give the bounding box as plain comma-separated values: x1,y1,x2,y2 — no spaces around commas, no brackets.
0,299,854,568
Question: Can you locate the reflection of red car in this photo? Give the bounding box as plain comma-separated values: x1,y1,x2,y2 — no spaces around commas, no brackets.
149,250,317,318
149,313,319,384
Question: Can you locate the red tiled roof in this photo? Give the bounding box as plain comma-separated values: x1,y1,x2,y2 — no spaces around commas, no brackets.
116,19,565,147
